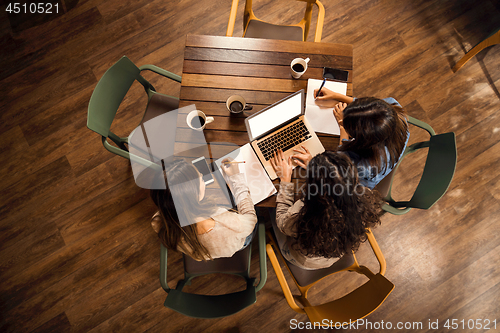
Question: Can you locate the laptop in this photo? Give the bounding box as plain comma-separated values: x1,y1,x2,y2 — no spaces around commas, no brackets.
245,89,325,180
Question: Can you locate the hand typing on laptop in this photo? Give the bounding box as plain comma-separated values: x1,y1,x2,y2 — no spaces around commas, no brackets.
270,149,293,183
291,146,312,169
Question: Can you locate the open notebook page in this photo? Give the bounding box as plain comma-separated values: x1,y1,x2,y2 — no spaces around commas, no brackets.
214,143,276,204
305,79,348,135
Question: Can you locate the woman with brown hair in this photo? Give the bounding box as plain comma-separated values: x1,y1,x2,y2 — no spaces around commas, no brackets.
302,88,410,189
271,150,381,269
150,159,257,261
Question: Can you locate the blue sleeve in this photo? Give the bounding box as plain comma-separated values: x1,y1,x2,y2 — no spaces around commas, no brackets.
383,97,401,107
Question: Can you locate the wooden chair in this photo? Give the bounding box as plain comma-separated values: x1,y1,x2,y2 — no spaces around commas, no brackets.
226,0,325,42
453,27,500,72
266,228,394,324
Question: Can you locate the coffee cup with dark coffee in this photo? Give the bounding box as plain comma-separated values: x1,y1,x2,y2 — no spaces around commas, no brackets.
290,57,310,79
186,110,214,131
226,95,252,114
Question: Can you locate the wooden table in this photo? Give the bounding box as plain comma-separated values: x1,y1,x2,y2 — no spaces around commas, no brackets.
178,34,353,206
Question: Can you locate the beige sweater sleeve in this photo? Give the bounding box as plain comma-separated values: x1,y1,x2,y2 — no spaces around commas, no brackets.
227,173,256,218
275,181,303,237
198,173,257,259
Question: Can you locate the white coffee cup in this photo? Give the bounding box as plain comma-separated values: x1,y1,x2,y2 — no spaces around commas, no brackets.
290,57,310,79
226,95,252,113
186,110,214,131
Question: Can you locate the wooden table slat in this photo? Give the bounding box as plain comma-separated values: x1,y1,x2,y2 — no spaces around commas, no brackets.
185,35,353,57
182,74,308,93
180,86,353,103
183,60,353,83
176,114,248,132
184,47,353,69
179,100,267,116
179,87,295,105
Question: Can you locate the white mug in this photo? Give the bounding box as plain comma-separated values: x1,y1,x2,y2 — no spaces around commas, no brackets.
186,110,214,131
226,95,252,113
290,57,310,79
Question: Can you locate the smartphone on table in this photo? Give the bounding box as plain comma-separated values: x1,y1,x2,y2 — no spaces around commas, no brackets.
191,156,214,185
323,67,349,82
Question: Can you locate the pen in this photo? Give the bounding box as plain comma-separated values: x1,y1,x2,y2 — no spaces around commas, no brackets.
224,161,246,165
315,78,326,99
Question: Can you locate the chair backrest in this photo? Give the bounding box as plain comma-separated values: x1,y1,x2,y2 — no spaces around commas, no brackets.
87,56,144,138
284,245,355,287
375,116,436,200
183,243,251,276
163,282,257,319
162,244,257,319
376,117,457,214
402,132,457,209
375,119,457,215
303,273,394,323
160,222,267,318
226,0,325,42
266,228,394,324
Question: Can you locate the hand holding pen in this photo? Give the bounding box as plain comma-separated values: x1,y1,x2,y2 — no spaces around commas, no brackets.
314,78,326,100
221,158,242,176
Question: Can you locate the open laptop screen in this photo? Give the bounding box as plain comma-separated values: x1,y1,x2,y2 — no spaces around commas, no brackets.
246,90,303,140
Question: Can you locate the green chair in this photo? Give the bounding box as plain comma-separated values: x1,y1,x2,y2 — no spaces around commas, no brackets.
266,228,394,324
160,222,267,318
374,116,457,215
87,55,181,169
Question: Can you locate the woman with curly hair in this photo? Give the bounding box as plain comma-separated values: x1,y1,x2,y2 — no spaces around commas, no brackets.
307,88,409,189
150,159,257,261
271,150,381,269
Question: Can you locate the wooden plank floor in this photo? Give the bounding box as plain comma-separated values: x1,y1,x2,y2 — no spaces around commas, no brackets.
1,0,499,332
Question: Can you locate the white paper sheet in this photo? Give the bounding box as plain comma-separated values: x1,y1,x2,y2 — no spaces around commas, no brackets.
304,79,348,135
214,143,276,204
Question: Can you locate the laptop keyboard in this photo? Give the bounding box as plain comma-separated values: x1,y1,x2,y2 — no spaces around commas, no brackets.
257,120,312,161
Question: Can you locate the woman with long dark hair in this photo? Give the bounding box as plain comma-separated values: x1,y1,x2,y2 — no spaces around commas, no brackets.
299,88,410,189
271,150,381,269
150,159,257,261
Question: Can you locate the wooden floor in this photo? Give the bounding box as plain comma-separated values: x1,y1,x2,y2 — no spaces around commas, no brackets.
1,0,499,332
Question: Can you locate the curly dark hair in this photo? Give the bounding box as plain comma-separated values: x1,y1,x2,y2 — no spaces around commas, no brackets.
292,151,382,258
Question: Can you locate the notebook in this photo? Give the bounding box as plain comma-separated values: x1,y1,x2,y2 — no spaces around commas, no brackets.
214,143,277,204
305,78,348,135
244,90,325,180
